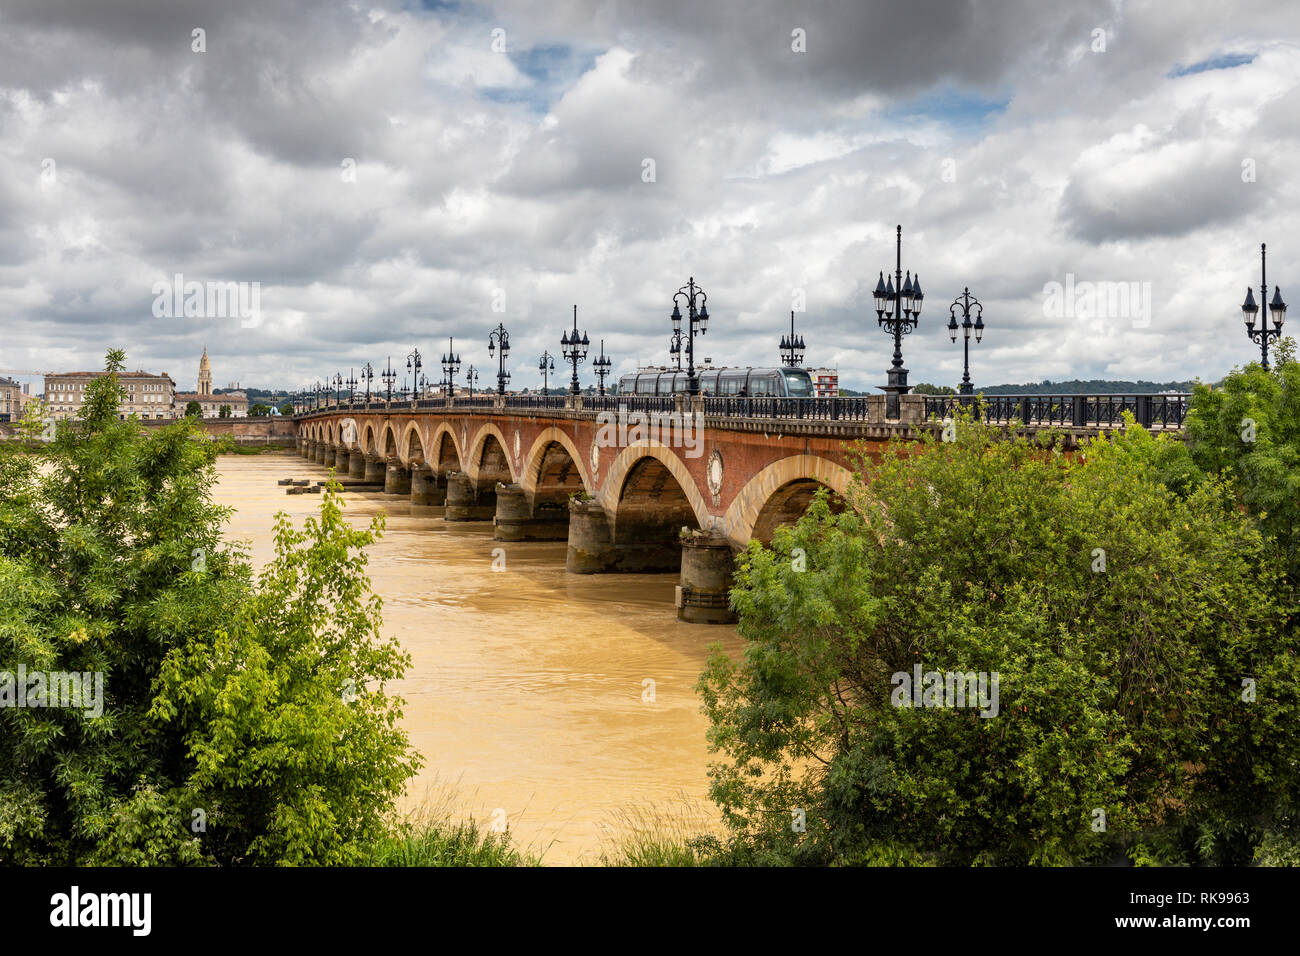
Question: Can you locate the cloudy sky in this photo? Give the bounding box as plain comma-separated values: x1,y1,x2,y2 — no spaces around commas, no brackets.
1,0,1297,394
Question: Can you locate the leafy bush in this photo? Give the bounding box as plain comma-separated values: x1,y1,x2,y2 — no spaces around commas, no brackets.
0,350,420,865
700,413,1300,865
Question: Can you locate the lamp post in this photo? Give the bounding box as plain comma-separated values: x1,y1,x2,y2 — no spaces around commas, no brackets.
561,305,590,395
346,369,357,405
873,225,923,419
668,328,685,370
381,357,396,401
671,278,709,395
779,311,805,367
1242,243,1287,370
593,339,613,395
947,288,985,395
406,348,423,401
488,323,511,394
440,337,460,396
332,372,343,408
538,350,555,394
361,362,373,402
466,365,479,398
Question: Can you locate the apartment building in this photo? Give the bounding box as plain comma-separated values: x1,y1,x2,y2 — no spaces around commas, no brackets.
43,370,177,421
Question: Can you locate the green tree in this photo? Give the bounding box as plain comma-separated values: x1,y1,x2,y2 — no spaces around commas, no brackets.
700,415,1300,865
278,402,293,417
218,405,231,418
1184,339,1300,582
911,383,956,395
0,350,419,865
249,403,271,417
185,400,203,417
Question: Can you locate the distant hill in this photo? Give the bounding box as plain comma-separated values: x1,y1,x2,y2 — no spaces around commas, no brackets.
838,379,1206,396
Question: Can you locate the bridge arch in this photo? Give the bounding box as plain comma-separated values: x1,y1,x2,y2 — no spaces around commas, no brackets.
467,422,516,485
362,423,376,456
602,441,711,529
723,454,853,546
379,422,399,459
400,421,425,466
521,427,592,501
428,422,464,475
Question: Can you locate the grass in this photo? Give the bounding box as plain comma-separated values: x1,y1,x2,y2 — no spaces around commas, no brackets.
366,815,542,867
595,799,724,867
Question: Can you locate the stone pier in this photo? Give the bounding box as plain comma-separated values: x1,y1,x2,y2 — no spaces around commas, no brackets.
493,483,570,541
348,451,367,479
410,465,446,506
364,456,386,483
444,471,496,521
676,532,737,624
334,446,349,471
383,459,411,495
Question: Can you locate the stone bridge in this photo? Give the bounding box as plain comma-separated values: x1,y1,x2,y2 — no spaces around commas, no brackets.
292,391,1188,623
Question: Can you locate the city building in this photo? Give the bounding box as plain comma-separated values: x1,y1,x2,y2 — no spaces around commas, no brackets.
174,347,249,417
0,377,23,422
809,367,840,397
43,370,177,420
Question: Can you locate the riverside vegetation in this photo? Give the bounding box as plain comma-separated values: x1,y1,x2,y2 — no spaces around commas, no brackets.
2,347,1297,866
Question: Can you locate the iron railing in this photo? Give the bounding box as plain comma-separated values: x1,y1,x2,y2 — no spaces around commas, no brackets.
923,393,1190,429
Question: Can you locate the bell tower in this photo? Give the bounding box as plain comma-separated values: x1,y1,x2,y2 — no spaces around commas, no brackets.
198,346,212,397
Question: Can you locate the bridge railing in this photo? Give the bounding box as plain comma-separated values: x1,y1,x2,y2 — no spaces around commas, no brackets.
699,396,874,421
587,395,678,415
922,394,1190,429
503,394,568,410
450,395,497,408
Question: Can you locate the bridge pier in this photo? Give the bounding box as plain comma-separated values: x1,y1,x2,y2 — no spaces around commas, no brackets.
348,451,367,479
494,483,569,541
384,459,411,496
565,498,615,572
301,439,312,459
334,446,350,471
364,455,386,483
676,532,737,624
410,465,446,506
445,471,496,521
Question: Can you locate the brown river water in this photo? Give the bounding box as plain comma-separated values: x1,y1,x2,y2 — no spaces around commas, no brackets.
213,452,743,864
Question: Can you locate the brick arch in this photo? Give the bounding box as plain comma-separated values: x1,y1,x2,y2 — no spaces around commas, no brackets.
379,422,400,459
327,422,335,444
362,423,376,456
520,427,592,499
428,422,464,476
337,418,360,450
399,421,425,466
602,441,712,530
466,422,516,484
722,454,854,547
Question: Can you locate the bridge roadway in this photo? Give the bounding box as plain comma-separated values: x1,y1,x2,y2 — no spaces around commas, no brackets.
293,391,1189,623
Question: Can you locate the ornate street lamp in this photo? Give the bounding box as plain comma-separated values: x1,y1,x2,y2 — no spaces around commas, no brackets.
360,362,374,402
593,339,613,395
671,278,709,395
873,225,923,418
406,348,423,400
668,327,685,370
561,305,590,395
381,357,396,401
779,311,805,367
346,368,357,405
947,288,985,395
332,372,343,408
465,365,479,398
488,323,511,395
440,337,460,396
1242,243,1287,370
538,350,555,394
